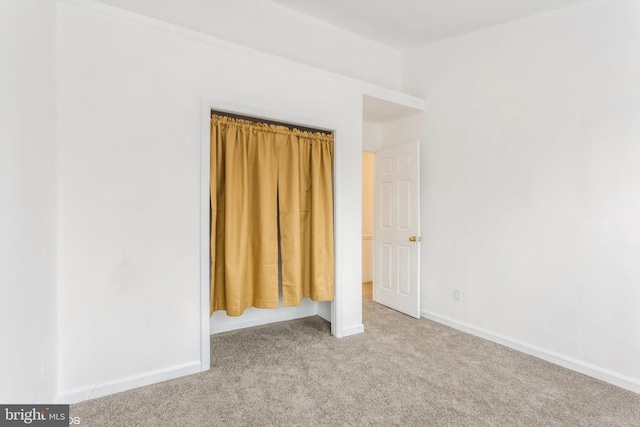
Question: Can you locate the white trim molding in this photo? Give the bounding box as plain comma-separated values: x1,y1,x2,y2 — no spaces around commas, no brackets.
339,324,365,338
199,100,212,373
421,310,640,395
58,362,202,404
210,309,318,335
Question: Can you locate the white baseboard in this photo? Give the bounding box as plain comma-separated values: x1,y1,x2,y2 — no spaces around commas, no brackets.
210,309,318,334
338,324,365,338
421,310,640,395
58,361,203,404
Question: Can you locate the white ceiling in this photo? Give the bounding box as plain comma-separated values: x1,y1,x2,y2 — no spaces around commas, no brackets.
265,0,596,49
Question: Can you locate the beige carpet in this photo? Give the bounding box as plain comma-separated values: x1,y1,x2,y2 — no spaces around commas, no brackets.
71,301,640,426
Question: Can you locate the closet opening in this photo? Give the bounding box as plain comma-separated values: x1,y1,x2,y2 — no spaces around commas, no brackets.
207,109,336,336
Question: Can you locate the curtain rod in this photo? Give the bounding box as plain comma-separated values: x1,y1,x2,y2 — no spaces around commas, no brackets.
211,110,332,135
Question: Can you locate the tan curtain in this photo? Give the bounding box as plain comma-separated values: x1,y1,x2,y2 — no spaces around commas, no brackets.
210,115,334,316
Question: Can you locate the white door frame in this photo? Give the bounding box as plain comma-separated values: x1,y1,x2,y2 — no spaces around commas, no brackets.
199,98,344,371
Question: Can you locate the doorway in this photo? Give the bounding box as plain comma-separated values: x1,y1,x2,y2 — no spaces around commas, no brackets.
200,99,347,371
361,94,425,320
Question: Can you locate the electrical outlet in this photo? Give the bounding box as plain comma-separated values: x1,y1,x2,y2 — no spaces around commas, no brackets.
454,289,462,302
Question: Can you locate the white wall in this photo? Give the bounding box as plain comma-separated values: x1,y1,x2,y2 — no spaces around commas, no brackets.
57,0,363,402
404,0,640,392
0,0,57,403
92,0,401,90
380,115,424,150
362,121,382,152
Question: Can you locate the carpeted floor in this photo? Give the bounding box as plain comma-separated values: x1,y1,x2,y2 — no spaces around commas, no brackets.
71,301,640,426
363,281,372,301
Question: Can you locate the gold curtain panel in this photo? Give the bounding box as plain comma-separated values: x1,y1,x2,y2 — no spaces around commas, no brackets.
210,115,334,316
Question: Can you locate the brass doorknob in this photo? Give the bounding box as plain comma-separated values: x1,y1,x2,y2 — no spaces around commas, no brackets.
409,236,422,242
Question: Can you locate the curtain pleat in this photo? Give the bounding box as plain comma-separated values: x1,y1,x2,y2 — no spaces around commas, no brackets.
210,115,334,316
279,134,334,306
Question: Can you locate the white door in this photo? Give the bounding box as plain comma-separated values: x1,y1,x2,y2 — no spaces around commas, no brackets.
373,141,421,318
